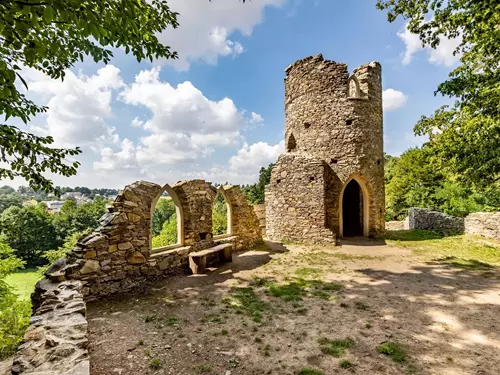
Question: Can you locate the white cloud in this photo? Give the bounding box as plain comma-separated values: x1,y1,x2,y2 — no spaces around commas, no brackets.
157,0,286,71
27,65,123,148
181,140,285,185
383,88,408,112
117,67,261,166
90,66,270,185
398,24,462,67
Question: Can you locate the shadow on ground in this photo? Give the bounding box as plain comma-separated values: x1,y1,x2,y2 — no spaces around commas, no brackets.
87,239,500,375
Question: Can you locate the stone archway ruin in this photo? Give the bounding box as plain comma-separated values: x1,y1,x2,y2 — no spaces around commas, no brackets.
15,179,262,375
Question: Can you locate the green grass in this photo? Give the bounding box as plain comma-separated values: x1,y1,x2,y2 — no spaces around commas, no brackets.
318,337,354,357
150,358,162,370
297,368,324,375
295,267,323,278
266,282,306,301
5,269,41,300
386,230,500,267
376,341,407,363
225,287,268,322
339,359,353,369
194,364,212,373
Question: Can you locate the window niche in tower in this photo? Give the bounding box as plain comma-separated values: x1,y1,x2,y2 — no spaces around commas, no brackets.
287,133,297,152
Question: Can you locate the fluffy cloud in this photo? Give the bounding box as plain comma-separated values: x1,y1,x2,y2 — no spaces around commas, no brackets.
157,0,286,71
398,25,462,67
181,140,285,185
117,67,258,166
27,65,123,148
383,89,407,112
90,67,271,185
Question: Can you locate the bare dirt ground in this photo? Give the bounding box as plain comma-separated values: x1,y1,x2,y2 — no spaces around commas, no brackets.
88,237,500,375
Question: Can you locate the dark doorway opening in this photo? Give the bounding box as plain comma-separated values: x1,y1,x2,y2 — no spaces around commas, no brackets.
342,179,363,236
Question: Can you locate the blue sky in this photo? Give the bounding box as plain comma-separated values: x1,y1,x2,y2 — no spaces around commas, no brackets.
10,0,461,189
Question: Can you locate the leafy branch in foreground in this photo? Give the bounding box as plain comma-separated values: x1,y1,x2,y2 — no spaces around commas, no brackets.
377,0,500,186
1,0,180,192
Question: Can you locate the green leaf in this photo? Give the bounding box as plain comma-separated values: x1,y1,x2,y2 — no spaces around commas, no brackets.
43,6,54,24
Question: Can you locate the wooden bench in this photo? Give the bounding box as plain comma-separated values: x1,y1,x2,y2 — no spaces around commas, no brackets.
189,243,233,274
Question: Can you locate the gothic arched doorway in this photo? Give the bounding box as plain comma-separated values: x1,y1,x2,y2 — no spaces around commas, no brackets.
341,179,366,237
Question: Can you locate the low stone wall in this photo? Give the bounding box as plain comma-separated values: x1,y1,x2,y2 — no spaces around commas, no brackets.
465,212,500,240
253,204,266,236
12,280,88,375
408,208,465,234
13,179,262,374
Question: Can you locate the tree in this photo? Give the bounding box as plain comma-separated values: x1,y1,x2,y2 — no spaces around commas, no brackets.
0,239,30,359
377,0,500,187
0,193,23,213
385,147,445,220
52,197,106,240
212,196,228,236
1,0,179,192
152,213,178,248
152,198,176,236
241,163,275,205
0,186,15,195
0,204,58,266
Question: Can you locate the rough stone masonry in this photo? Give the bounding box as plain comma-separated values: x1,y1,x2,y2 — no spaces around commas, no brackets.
266,54,385,244
12,180,262,375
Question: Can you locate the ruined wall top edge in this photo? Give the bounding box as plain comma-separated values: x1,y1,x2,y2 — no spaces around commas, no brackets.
284,53,380,78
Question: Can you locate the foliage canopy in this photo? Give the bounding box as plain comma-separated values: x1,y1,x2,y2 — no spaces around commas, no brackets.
1,0,179,192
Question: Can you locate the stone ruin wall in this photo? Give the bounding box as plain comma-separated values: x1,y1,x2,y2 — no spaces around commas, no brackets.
13,180,262,375
266,54,385,244
408,208,465,234
265,154,336,244
253,204,266,236
465,212,500,240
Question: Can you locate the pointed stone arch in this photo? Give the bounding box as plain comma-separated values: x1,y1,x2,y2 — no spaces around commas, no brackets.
212,187,233,239
347,75,361,98
339,175,370,237
287,133,297,152
150,183,185,252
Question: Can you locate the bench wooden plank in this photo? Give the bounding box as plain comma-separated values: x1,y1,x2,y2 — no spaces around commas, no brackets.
189,243,233,274
189,243,232,258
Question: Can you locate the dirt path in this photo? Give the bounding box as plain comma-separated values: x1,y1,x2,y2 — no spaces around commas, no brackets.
88,239,500,375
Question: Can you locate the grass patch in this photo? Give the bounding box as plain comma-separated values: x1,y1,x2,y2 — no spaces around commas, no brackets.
266,282,306,301
376,341,407,363
149,358,161,370
225,287,267,322
194,364,212,373
339,359,353,369
5,269,40,300
297,368,324,375
295,267,323,278
318,337,353,357
166,316,178,325
386,230,500,266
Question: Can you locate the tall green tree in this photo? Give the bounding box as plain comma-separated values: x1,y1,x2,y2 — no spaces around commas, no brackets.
377,0,500,187
52,197,106,240
0,204,58,266
152,198,176,236
1,0,179,192
241,163,275,205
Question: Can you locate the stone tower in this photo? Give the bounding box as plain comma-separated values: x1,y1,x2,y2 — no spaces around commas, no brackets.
266,54,385,244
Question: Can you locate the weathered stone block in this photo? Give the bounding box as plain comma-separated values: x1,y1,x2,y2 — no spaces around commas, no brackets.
127,252,147,264
80,260,100,275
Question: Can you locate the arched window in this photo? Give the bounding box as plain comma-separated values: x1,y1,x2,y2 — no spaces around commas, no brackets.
347,76,361,98
287,133,297,152
151,184,184,252
212,189,232,238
